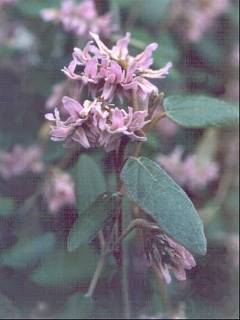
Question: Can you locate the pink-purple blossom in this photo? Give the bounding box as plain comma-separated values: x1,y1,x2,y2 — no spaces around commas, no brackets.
62,32,172,107
0,0,16,6
45,96,149,152
43,169,75,214
41,0,116,38
170,0,229,42
0,145,44,179
157,146,219,191
145,232,196,284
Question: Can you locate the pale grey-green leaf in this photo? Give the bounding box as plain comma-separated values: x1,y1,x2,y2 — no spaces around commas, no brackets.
75,154,106,213
121,157,206,255
67,193,118,252
31,245,98,287
1,233,56,268
164,95,239,128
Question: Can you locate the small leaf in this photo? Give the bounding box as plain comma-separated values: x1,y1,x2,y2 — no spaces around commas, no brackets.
164,95,239,128
74,154,106,213
57,293,92,319
121,157,206,255
67,193,118,252
0,198,15,217
31,245,98,287
1,233,56,269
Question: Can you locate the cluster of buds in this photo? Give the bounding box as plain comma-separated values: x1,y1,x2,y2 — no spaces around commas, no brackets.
41,0,116,38
157,146,219,191
144,229,196,284
43,169,76,214
0,145,44,179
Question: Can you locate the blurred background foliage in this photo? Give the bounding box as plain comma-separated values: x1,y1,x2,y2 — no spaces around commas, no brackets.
0,0,239,318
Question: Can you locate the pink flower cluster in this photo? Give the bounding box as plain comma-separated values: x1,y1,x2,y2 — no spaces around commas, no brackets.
157,147,219,191
171,0,229,42
43,169,75,214
62,32,172,107
45,96,149,152
0,145,44,179
41,0,115,38
145,232,196,284
0,0,16,6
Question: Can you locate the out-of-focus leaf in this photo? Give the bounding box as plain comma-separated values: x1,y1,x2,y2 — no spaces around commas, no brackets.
31,245,98,287
110,0,122,31
43,140,65,163
154,34,179,67
139,0,172,24
16,0,61,17
164,95,239,128
74,154,106,214
121,157,206,255
0,292,20,319
130,28,153,45
195,128,218,165
0,198,15,217
68,193,118,252
199,203,220,225
57,293,92,319
1,232,56,269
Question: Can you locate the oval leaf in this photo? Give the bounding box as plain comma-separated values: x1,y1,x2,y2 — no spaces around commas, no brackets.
75,154,106,213
67,193,118,252
164,95,239,128
31,245,98,287
1,232,56,269
121,157,206,255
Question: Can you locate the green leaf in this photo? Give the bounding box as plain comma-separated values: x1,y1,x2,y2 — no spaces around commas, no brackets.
16,0,61,16
139,0,171,24
195,128,218,165
74,154,106,213
0,198,15,217
1,233,56,269
31,245,98,287
67,193,118,252
164,95,239,128
121,157,206,255
0,292,20,319
57,293,92,319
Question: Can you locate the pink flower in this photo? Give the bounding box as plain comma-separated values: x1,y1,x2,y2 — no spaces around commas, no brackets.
45,96,149,152
157,146,219,191
170,0,229,42
62,32,172,107
0,145,44,179
41,0,116,38
43,169,75,214
145,231,196,284
45,81,81,116
0,0,16,6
